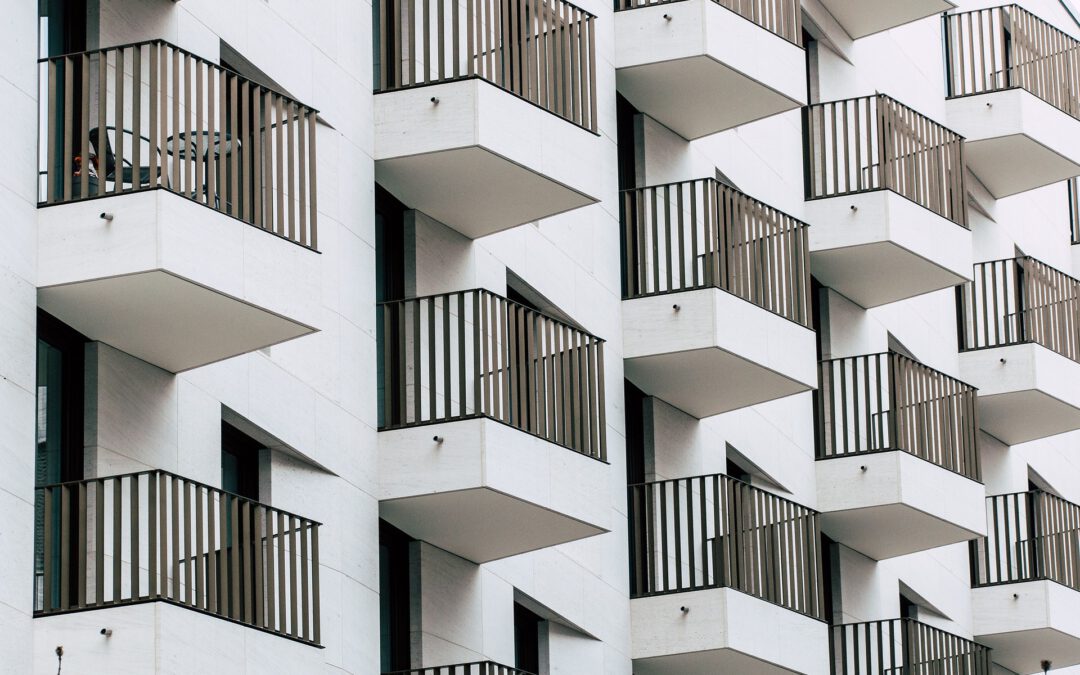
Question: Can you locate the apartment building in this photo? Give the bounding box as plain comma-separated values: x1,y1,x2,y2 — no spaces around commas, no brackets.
5,0,1080,673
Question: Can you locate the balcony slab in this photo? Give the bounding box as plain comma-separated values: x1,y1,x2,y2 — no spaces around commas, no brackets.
818,0,954,39
378,417,609,563
973,580,1080,674
946,88,1080,198
622,288,816,418
959,343,1080,445
614,0,806,140
374,79,600,238
631,588,828,675
816,450,985,560
37,190,319,373
805,190,972,308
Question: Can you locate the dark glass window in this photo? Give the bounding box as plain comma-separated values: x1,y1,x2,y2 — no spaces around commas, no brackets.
380,520,412,671
514,602,542,674
221,422,261,501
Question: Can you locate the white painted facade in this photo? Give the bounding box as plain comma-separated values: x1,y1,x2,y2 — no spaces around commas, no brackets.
4,0,1080,674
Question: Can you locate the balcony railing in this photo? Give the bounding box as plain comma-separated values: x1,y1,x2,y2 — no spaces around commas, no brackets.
1071,178,1080,245
628,473,825,620
374,0,598,132
39,40,318,249
958,257,1080,363
379,289,607,460
621,178,812,327
385,663,534,675
816,352,981,481
832,618,993,675
614,0,803,46
803,95,967,228
945,5,1080,122
34,470,320,645
972,490,1080,591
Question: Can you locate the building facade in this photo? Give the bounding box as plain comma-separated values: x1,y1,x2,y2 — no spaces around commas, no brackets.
5,0,1080,673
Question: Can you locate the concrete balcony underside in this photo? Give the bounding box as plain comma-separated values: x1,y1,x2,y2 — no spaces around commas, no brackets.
622,288,817,419
960,343,1080,445
36,190,319,373
818,0,955,39
805,190,972,308
374,79,600,239
378,418,609,563
614,0,806,140
631,588,829,675
946,89,1080,198
817,451,986,560
973,581,1080,674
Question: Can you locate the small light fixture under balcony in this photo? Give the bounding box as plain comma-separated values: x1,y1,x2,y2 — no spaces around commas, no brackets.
433,435,445,444
99,212,113,221
100,628,113,637
1042,660,1052,674
430,96,440,105
672,304,681,312
662,13,671,21
679,606,690,614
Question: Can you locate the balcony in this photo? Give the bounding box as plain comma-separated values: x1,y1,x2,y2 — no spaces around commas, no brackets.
37,41,319,373
385,664,532,675
373,0,601,238
629,474,828,675
34,470,320,645
945,6,1080,198
803,95,971,308
614,0,806,140
832,619,993,674
621,179,817,418
971,491,1080,673
815,353,986,560
958,257,1080,445
377,290,608,563
818,0,955,40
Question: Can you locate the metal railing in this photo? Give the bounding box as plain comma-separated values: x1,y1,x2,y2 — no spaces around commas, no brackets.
832,618,993,675
379,289,607,460
374,0,598,132
803,94,967,228
34,470,320,644
816,353,981,481
945,5,1080,121
972,490,1080,591
621,178,812,327
384,663,534,675
958,257,1080,363
39,40,319,249
628,473,825,620
1070,177,1080,245
614,0,802,46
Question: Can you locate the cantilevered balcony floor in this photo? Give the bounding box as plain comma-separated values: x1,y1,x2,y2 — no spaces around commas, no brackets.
378,418,609,563
374,79,601,238
37,190,319,373
615,0,806,140
623,288,816,418
818,0,954,39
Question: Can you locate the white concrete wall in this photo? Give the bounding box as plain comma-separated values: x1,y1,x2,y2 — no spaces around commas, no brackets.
0,0,42,672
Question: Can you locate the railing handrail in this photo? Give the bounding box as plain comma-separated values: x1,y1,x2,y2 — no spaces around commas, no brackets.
834,616,990,650
36,468,322,527
620,177,810,228
807,93,959,135
627,471,818,515
39,39,318,114
949,4,1080,51
378,288,603,342
820,351,977,392
383,663,536,675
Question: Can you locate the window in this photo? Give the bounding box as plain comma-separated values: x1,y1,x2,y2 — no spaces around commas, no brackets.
380,521,413,671
377,184,408,429
625,380,647,487
221,421,262,501
35,310,87,611
514,602,543,674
